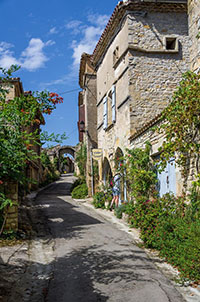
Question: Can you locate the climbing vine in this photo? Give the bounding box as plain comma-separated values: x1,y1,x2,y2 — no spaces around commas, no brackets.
158,71,200,188
118,143,157,201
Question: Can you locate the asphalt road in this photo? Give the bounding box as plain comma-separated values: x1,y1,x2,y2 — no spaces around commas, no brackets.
25,175,186,302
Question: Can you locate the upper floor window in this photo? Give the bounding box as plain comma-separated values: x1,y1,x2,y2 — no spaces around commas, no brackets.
164,37,178,51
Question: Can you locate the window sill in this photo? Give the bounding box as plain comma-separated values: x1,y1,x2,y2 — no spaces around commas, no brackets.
105,123,115,132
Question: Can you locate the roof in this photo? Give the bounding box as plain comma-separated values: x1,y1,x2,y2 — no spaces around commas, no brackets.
79,53,95,89
92,0,187,67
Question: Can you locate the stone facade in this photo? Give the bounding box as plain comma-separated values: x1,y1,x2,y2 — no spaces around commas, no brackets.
92,0,189,190
188,0,200,72
4,182,18,231
78,53,97,196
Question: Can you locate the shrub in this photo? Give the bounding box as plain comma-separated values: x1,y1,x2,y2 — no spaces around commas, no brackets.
71,177,85,192
71,183,88,199
92,191,105,209
114,203,127,219
126,193,200,281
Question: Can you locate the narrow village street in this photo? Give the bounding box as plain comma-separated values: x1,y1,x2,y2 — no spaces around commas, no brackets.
3,175,186,302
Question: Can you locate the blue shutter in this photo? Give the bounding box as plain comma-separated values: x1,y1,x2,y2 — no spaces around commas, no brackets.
157,157,176,197
103,96,108,130
111,85,116,123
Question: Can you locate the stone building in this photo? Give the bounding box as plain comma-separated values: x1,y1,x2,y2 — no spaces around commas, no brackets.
188,0,200,72
78,53,97,195
90,0,189,198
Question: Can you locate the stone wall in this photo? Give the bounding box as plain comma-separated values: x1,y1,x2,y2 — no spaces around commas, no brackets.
188,0,200,72
4,182,18,231
128,11,190,134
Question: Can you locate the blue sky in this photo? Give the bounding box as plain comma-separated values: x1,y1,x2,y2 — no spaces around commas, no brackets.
0,0,118,146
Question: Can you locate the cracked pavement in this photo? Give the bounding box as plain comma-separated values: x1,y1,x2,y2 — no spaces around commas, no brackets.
0,175,190,301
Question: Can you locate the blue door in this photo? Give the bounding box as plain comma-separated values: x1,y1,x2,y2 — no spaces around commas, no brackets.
157,158,176,197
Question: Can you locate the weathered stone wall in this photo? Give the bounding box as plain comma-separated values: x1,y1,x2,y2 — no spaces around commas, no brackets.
4,182,18,231
188,0,200,72
96,17,131,180
128,11,190,134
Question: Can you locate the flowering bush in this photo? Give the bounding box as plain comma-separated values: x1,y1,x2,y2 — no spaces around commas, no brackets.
0,66,63,216
124,193,200,282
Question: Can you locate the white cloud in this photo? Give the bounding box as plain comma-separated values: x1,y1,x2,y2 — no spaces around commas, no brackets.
21,38,48,71
69,14,109,66
0,38,55,71
65,20,82,30
49,27,58,34
41,14,109,88
0,42,20,68
87,14,110,27
45,40,56,46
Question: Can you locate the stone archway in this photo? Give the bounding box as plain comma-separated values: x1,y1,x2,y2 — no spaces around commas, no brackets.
102,157,113,185
57,146,76,173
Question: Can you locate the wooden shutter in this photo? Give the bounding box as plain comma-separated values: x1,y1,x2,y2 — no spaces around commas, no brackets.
103,96,108,130
157,157,176,197
111,85,116,123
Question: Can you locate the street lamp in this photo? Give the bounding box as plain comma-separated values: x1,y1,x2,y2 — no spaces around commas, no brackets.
80,120,85,132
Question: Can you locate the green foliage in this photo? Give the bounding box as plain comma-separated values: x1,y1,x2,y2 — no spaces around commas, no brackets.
40,151,60,186
119,143,157,201
0,65,63,185
122,193,200,282
71,177,85,192
75,144,87,176
158,72,200,187
0,193,13,211
40,131,68,145
92,184,112,209
41,151,52,169
114,203,127,219
71,183,88,199
93,191,106,209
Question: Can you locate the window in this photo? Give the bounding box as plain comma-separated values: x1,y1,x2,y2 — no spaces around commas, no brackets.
165,37,178,51
113,46,119,65
103,85,116,130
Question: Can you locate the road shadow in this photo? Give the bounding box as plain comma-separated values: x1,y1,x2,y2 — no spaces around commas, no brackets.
20,179,102,241
0,242,183,302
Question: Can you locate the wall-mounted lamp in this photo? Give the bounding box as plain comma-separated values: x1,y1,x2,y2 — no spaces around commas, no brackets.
80,120,85,132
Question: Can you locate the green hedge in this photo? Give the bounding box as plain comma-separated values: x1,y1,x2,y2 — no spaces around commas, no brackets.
112,193,200,282
71,183,88,199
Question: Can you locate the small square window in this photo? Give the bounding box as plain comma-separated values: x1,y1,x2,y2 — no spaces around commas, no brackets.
165,37,177,50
